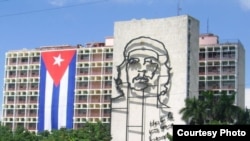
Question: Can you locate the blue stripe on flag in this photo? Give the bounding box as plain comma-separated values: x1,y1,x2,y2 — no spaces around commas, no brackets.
51,84,60,130
38,51,76,132
38,59,46,132
66,53,76,128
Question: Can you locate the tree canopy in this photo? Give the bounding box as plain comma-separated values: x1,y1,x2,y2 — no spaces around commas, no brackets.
0,121,112,141
179,91,250,125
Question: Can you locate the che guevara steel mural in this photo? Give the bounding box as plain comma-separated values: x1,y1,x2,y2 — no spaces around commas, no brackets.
112,36,174,141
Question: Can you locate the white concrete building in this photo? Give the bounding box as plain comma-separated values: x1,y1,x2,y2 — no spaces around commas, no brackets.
111,15,200,141
1,43,113,132
199,33,245,108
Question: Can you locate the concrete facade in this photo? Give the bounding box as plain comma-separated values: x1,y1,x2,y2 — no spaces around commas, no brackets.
1,44,113,132
199,34,245,108
111,15,199,141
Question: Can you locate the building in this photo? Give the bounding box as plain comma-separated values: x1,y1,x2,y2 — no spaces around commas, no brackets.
1,15,246,141
111,15,199,141
1,39,113,132
199,33,245,108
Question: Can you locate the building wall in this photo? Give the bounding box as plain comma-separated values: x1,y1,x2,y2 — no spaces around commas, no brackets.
198,34,245,109
111,15,199,141
237,42,245,108
2,45,113,132
199,33,219,45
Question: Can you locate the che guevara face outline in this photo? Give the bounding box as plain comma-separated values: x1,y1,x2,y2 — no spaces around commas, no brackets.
113,36,171,108
126,49,160,91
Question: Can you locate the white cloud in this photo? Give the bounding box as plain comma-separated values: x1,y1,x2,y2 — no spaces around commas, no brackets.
110,0,154,4
245,88,250,108
48,0,88,6
48,0,155,6
48,0,68,6
112,0,144,3
239,0,250,11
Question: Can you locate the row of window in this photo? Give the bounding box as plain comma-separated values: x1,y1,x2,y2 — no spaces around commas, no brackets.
6,47,113,58
5,66,112,78
4,90,111,96
3,109,110,118
199,51,236,60
199,66,235,75
6,53,113,65
3,104,38,109
199,81,235,90
4,90,39,96
4,94,110,104
199,46,236,52
78,48,113,54
75,89,112,95
199,61,236,66
77,62,113,68
199,75,235,81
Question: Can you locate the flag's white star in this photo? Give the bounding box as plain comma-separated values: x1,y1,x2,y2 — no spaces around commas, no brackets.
53,54,64,66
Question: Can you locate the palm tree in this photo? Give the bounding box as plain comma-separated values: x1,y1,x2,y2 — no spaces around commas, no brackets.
180,91,246,125
179,96,206,125
212,92,239,124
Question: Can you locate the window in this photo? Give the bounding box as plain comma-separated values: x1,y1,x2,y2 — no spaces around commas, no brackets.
30,96,37,102
229,75,235,80
32,57,40,63
19,83,27,89
105,53,113,59
7,109,13,115
207,76,212,80
207,48,213,51
18,109,25,115
9,71,16,77
78,95,87,101
199,62,205,66
7,97,14,103
104,81,112,88
8,83,15,90
30,70,39,76
19,96,26,102
214,76,220,80
79,68,89,74
104,95,111,101
229,46,235,51
20,70,27,77
103,109,110,116
10,58,17,63
79,82,88,88
21,57,28,63
79,54,89,60
222,75,227,80
199,48,205,52
199,76,205,80
30,83,38,89
229,61,235,66
105,67,112,73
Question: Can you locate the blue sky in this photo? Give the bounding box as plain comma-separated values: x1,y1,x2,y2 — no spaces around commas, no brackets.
0,0,249,112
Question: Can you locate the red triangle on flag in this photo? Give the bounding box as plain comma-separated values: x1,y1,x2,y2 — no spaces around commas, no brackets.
41,50,76,86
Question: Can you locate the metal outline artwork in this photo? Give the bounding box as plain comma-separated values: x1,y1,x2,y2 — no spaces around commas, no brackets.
113,36,172,108
112,36,173,141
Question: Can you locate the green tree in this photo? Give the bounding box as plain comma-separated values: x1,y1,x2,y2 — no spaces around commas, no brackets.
38,121,112,141
0,121,112,141
0,123,13,141
179,96,206,124
79,121,112,141
180,91,248,125
12,126,39,141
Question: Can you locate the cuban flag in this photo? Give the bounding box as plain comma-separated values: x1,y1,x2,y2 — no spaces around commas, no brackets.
38,50,76,132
